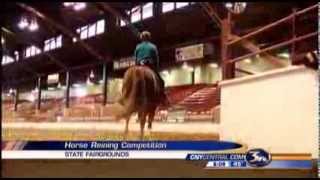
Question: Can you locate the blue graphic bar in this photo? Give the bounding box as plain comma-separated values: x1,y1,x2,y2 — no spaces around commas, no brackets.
206,160,312,169
262,160,312,169
22,141,242,151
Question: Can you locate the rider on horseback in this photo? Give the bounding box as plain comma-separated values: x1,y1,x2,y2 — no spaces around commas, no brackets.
134,31,168,106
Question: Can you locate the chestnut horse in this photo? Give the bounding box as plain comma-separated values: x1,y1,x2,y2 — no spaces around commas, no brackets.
111,65,163,140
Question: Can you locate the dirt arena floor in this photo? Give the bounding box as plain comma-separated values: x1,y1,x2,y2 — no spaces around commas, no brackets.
2,159,318,178
2,121,220,141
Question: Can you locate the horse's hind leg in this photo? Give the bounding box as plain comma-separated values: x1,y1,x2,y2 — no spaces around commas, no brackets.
138,112,147,140
123,116,130,140
147,110,155,130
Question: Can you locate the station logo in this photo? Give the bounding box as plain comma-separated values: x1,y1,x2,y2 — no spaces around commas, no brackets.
245,148,272,167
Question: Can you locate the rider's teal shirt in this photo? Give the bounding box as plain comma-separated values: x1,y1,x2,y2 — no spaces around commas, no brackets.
134,41,159,69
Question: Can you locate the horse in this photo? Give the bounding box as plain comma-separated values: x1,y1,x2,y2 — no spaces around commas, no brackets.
109,65,164,140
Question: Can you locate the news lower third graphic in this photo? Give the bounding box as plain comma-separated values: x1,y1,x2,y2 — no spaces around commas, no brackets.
1,141,313,169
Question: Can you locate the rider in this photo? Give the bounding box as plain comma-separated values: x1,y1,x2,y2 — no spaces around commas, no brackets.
134,31,168,105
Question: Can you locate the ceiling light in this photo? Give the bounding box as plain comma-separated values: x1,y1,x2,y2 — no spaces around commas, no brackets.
225,2,233,9
86,77,93,85
209,63,218,68
63,2,74,7
187,67,194,72
182,62,189,70
72,37,77,42
28,19,39,31
162,70,169,76
243,59,252,64
278,52,290,59
225,2,247,14
72,83,82,88
32,87,39,93
89,70,95,78
28,94,36,102
73,3,86,11
18,17,29,29
182,62,194,72
74,87,87,97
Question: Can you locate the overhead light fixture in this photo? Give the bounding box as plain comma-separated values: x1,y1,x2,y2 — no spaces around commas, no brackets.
182,62,194,72
162,70,169,76
72,83,82,88
225,2,233,9
89,70,95,79
86,77,93,85
28,94,36,102
18,17,29,29
187,67,194,72
209,63,218,68
73,3,86,11
63,2,74,7
225,2,247,14
243,58,252,64
278,52,290,59
74,87,87,97
182,62,189,70
28,19,39,31
32,87,39,93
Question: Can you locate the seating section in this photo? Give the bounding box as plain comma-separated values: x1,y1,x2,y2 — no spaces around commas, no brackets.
156,84,220,122
158,84,207,110
2,100,15,121
179,85,219,111
2,84,221,122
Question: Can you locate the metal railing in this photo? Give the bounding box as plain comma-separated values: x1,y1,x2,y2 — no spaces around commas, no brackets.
227,4,318,64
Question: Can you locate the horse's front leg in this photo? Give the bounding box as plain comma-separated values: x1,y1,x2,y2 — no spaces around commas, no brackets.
139,112,147,140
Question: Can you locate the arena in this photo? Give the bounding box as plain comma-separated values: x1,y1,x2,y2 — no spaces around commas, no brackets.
1,2,319,177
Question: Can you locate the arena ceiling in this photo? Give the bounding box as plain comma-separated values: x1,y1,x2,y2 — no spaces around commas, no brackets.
1,2,317,90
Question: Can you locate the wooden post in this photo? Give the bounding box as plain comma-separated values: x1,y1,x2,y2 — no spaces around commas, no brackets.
14,87,19,112
65,71,70,108
221,11,234,80
37,77,42,110
191,67,195,85
291,8,297,65
102,63,108,106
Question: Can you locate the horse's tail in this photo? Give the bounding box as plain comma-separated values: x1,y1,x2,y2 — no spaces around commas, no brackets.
110,66,161,120
114,67,145,119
